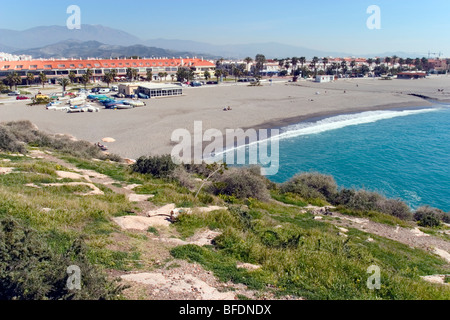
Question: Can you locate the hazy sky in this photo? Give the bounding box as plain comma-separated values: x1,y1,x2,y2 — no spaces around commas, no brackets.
0,0,449,56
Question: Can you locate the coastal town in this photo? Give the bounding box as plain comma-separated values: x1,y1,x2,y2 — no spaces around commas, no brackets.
0,52,448,88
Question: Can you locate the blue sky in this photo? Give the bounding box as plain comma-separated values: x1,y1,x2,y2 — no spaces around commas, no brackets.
0,0,449,56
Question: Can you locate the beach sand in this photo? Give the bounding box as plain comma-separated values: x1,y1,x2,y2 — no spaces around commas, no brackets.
1,76,449,159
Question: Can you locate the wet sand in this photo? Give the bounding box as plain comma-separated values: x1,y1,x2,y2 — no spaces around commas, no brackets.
0,75,449,159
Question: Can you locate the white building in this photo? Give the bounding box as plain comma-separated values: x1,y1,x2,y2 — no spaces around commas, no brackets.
0,52,32,62
315,75,335,83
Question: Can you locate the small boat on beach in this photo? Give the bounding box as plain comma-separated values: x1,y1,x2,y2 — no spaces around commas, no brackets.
115,104,134,110
67,105,88,113
125,100,146,107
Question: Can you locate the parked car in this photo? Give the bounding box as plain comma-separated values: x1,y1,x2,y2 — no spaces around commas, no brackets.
190,81,202,87
99,88,111,94
35,94,49,100
8,91,20,96
206,81,218,85
16,95,30,100
111,85,118,91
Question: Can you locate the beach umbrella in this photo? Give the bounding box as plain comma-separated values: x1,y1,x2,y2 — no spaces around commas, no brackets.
102,137,116,143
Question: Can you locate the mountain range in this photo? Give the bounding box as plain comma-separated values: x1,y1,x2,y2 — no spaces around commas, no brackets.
16,40,217,60
0,24,426,59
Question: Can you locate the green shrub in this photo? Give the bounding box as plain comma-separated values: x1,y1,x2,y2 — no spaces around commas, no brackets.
0,121,122,161
414,206,443,227
0,126,26,153
210,167,270,201
0,217,123,300
132,154,178,178
281,172,338,202
442,212,450,224
170,166,195,189
376,199,412,221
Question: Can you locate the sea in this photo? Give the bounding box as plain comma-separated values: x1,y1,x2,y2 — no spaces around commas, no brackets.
229,103,450,212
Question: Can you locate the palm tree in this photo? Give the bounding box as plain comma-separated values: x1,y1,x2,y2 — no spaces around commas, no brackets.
158,72,164,82
103,72,114,87
421,57,429,71
163,72,168,81
311,56,319,76
291,57,299,73
126,68,133,81
384,57,392,66
254,54,266,77
204,70,211,80
39,72,47,88
26,73,35,86
86,68,93,83
299,57,306,69
170,74,175,82
5,72,22,90
284,62,291,74
341,60,348,75
68,71,77,84
398,58,405,70
375,58,381,66
146,70,153,82
214,69,222,82
350,60,357,73
244,57,253,72
131,69,139,81
57,78,71,95
81,74,90,89
222,70,229,80
405,58,413,70
392,55,398,66
232,66,241,82
322,57,329,72
111,69,118,80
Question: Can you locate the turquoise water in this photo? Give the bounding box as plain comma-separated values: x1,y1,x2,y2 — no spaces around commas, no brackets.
266,105,450,211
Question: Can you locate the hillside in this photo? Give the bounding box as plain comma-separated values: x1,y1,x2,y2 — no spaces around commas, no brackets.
14,40,217,60
0,121,449,300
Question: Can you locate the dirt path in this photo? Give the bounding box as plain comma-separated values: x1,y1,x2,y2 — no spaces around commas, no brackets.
320,210,450,263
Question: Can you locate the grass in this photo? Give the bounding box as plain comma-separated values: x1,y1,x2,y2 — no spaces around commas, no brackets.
171,198,450,300
1,141,449,300
147,226,160,236
336,206,413,228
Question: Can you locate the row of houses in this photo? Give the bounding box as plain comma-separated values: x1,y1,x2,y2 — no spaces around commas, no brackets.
0,57,216,84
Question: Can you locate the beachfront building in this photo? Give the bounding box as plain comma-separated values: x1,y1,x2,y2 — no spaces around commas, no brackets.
118,83,140,96
137,83,183,98
0,57,215,84
427,59,448,73
315,75,335,83
257,60,281,77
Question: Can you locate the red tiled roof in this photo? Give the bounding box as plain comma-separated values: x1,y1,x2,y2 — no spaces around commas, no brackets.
0,58,215,71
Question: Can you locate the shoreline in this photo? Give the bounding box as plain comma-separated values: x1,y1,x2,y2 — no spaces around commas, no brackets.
246,100,434,132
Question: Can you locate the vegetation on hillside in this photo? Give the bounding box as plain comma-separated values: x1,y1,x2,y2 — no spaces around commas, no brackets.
1,121,449,300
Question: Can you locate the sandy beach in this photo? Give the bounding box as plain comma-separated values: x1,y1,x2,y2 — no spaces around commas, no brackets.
1,75,450,159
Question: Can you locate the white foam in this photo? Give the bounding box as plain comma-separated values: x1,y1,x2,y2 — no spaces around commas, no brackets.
278,108,439,140
209,107,441,160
